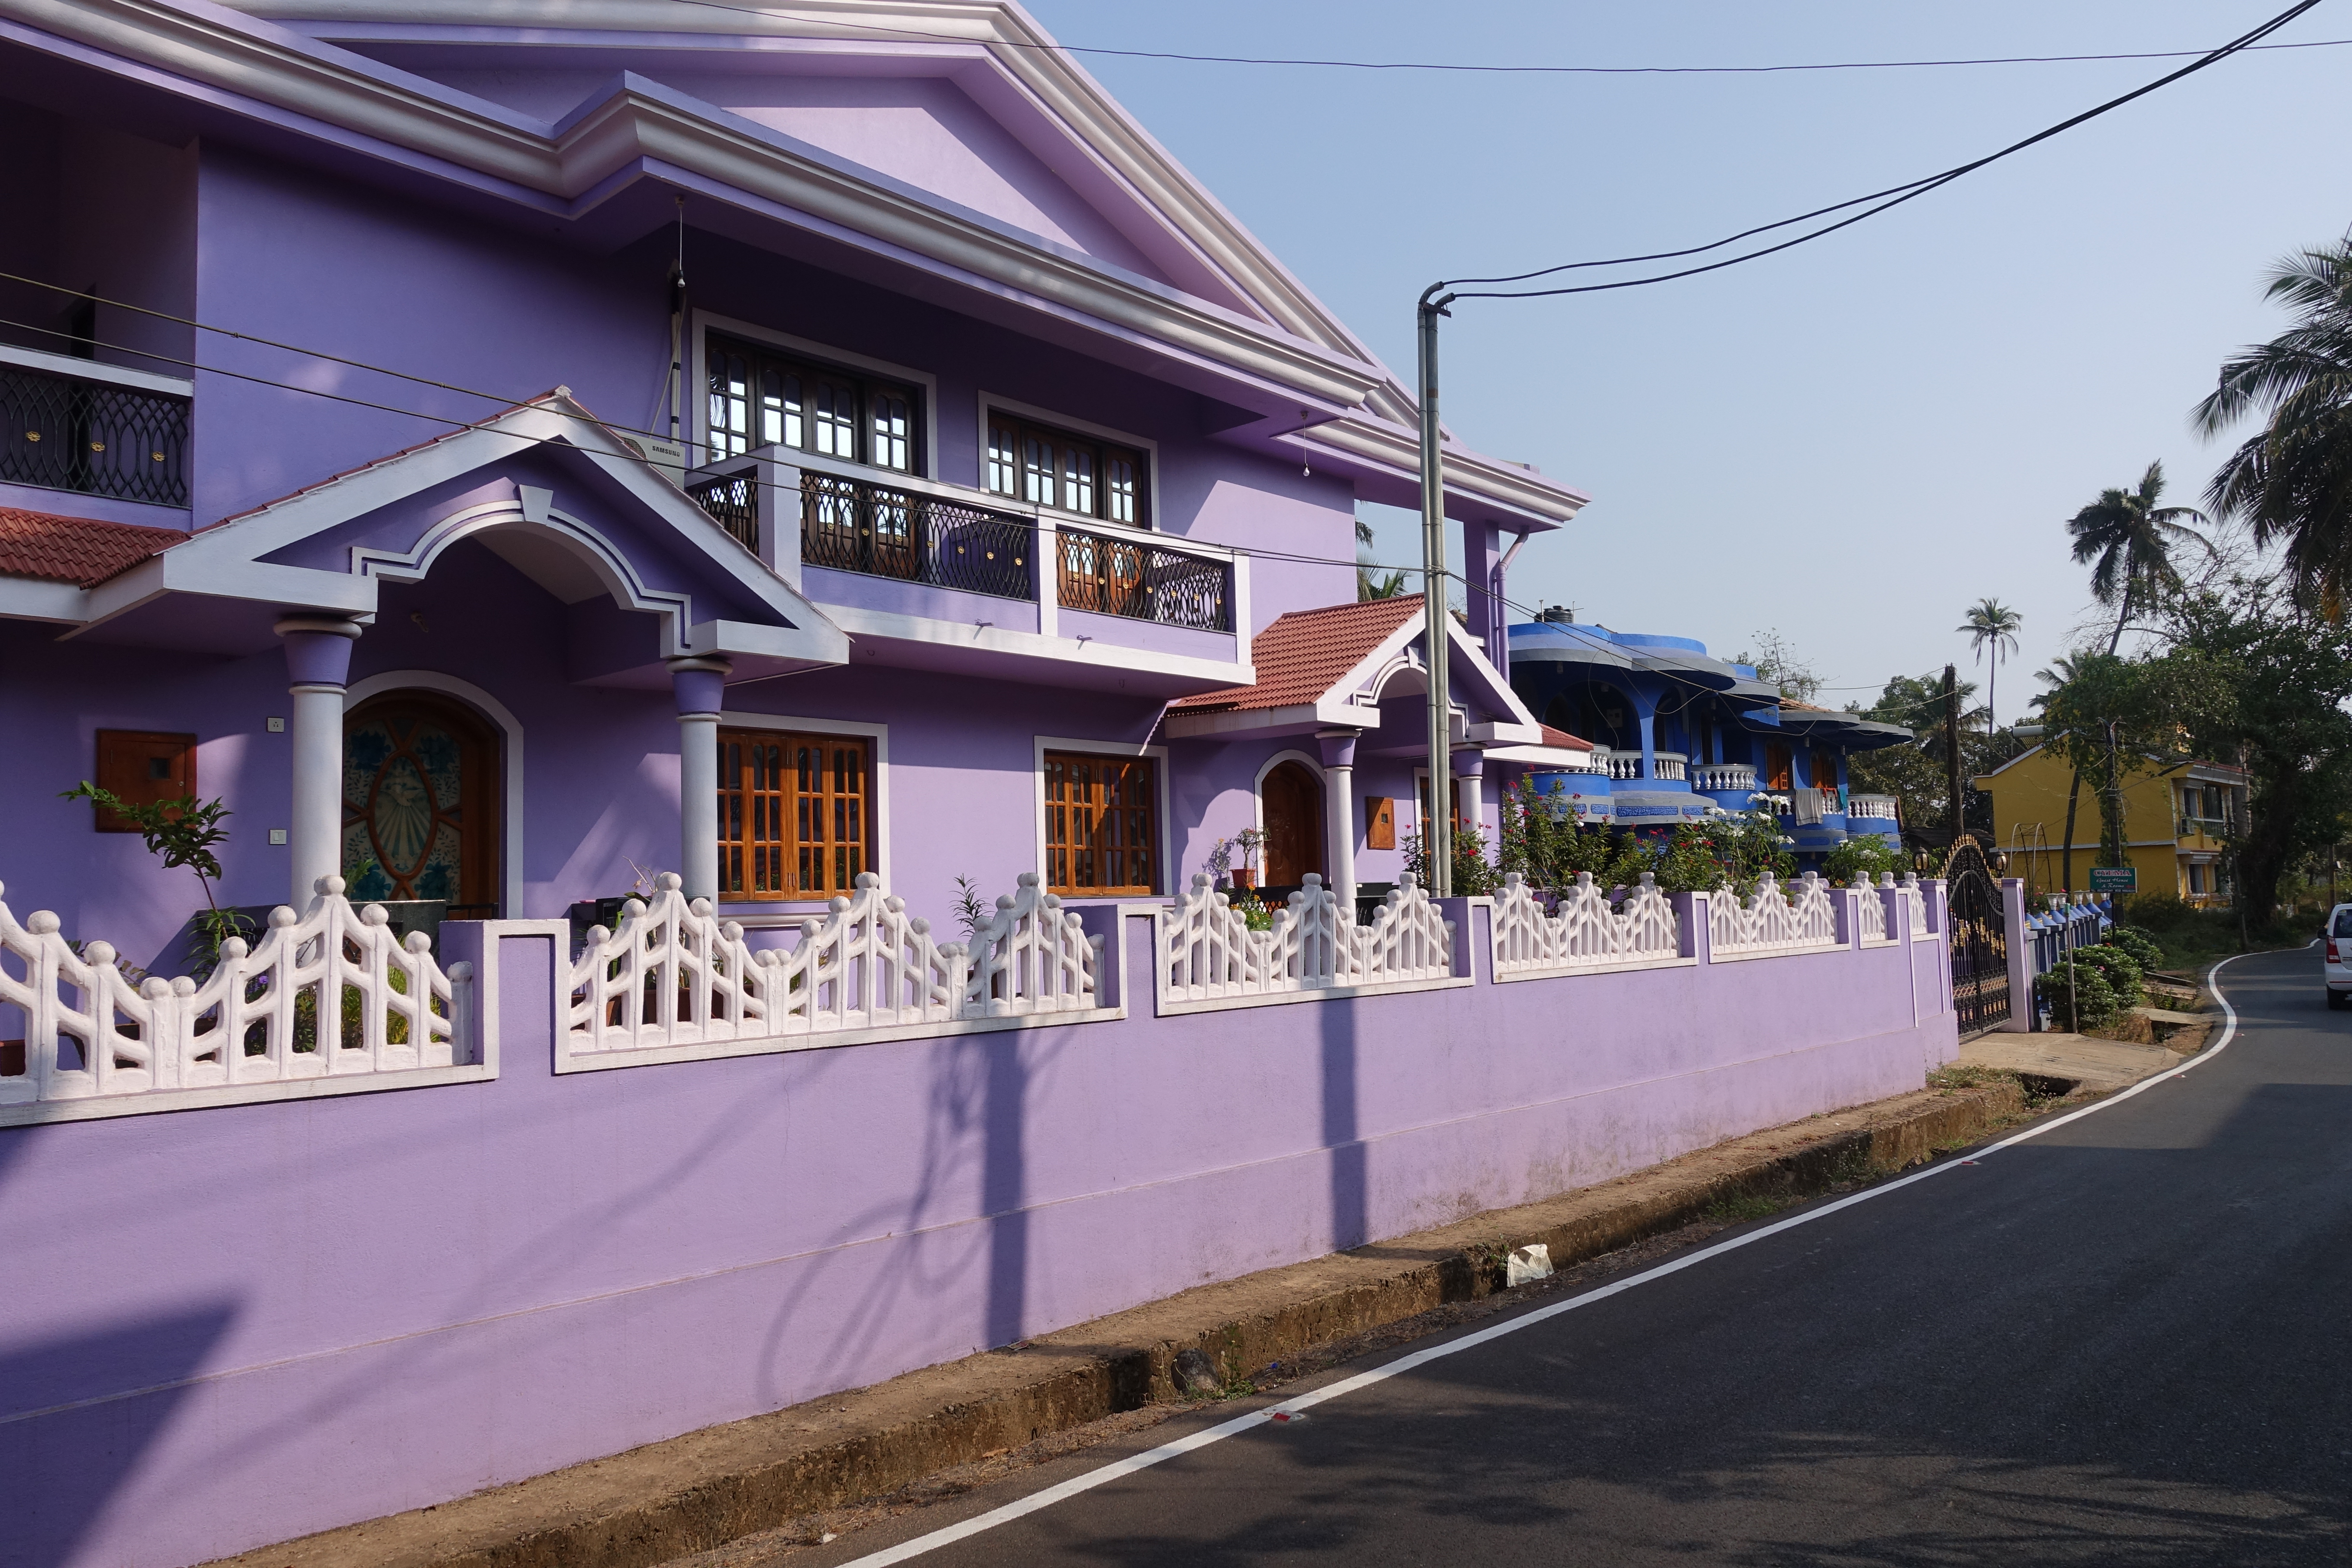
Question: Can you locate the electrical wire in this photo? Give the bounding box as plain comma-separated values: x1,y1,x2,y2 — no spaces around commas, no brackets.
1437,0,2323,299
663,2,2351,78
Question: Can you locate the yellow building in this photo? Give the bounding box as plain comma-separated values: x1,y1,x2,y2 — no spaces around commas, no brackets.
1972,745,2248,904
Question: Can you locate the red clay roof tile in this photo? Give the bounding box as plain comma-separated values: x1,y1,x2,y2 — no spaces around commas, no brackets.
0,507,187,588
1171,594,1427,713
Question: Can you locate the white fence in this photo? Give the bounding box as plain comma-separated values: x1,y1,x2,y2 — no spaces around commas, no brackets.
0,875,475,1125
1706,870,1842,959
1491,872,1684,979
1853,873,1892,944
1158,872,1459,1011
1901,873,1929,937
561,871,1110,1068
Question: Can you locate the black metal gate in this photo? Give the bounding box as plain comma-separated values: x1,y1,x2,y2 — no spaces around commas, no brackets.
1945,835,2011,1033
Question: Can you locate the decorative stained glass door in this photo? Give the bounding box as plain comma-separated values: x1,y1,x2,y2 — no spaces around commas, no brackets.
343,695,498,916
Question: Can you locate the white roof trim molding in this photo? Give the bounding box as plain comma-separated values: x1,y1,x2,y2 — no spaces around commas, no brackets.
1166,606,1542,740
77,393,849,668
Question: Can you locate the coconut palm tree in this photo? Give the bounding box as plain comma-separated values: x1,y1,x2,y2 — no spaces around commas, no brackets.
2066,462,2209,654
2194,239,2352,615
1957,597,2022,730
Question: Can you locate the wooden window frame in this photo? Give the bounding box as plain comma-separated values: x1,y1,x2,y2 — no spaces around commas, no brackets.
704,331,922,475
717,729,876,902
1043,750,1160,897
88,729,196,832
1764,744,1794,793
984,411,1150,528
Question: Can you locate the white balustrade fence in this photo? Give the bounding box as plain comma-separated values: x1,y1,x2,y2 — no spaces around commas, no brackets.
1594,750,1642,781
1491,872,1682,977
1850,872,1897,944
1692,763,1757,793
1160,872,1457,1009
562,870,1109,1066
962,873,1106,1018
1707,870,1841,957
1900,873,1929,936
0,875,473,1123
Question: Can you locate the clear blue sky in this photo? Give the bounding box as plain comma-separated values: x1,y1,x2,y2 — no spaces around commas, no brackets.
1022,0,2351,725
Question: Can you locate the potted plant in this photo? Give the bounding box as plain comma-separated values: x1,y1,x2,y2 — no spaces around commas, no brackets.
1230,827,1265,889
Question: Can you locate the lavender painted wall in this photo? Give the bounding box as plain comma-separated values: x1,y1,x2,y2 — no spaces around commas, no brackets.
0,900,1955,1568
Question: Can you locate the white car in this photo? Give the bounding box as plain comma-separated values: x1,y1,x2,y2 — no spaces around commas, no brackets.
2328,904,2352,1008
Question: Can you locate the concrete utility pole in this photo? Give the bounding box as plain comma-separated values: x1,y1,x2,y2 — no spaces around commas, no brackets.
1417,285,1455,896
1944,664,1963,846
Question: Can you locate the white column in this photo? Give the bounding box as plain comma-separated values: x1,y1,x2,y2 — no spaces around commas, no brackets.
1317,729,1360,916
276,616,361,910
668,655,732,903
1454,750,1487,856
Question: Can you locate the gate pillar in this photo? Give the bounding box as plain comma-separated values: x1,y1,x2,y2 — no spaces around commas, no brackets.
2000,877,2033,1032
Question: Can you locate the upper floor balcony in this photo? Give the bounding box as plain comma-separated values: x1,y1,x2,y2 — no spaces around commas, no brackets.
0,344,191,519
685,447,1250,696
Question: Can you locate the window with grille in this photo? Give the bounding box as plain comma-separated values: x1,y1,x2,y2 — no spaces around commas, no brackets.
1044,752,1158,896
986,413,1148,527
716,730,874,900
705,334,920,474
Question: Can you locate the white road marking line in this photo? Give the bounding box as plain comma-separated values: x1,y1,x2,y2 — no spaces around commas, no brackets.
836,954,2253,1567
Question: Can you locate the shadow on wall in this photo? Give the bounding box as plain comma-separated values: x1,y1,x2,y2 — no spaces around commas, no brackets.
0,1304,240,1568
1323,998,1366,1251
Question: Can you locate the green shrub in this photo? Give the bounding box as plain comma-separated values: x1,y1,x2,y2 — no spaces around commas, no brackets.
2038,962,2119,1030
2069,943,2144,1008
1822,834,1902,888
2104,925,2165,972
2120,893,2195,931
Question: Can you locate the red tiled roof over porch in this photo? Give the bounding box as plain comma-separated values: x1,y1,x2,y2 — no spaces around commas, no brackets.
1171,594,1427,714
0,507,187,587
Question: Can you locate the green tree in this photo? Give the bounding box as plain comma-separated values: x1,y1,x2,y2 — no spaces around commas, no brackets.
1732,628,1822,703
1957,597,2022,730
1844,671,1994,838
2194,239,2352,616
2159,577,2352,924
2067,462,2209,655
58,783,251,972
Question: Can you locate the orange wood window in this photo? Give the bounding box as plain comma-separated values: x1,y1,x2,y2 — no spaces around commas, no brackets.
1810,748,1841,794
717,730,872,900
1764,744,1794,792
89,730,196,832
1044,752,1157,896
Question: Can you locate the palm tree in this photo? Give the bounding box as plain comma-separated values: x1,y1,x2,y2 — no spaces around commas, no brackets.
2031,649,2097,895
2066,462,2208,654
1957,598,2022,730
2194,239,2352,615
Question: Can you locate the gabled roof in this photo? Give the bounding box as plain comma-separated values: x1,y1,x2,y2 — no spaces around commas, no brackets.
1172,596,1425,715
66,391,848,681
21,0,1583,530
1167,593,1542,744
0,508,187,588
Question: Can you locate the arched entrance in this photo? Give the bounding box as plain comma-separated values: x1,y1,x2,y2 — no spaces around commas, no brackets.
1261,760,1325,887
343,692,501,917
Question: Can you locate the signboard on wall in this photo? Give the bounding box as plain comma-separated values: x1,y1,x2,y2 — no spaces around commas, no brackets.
2088,866,2138,894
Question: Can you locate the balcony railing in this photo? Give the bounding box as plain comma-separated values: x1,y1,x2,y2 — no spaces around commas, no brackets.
1650,751,1687,782
1692,763,1758,793
1,357,190,508
1592,750,1641,781
1056,526,1231,632
1848,794,1899,820
801,473,1034,600
687,454,1239,635
2177,815,2233,839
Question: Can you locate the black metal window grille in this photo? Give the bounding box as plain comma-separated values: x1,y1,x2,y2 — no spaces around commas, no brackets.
1,363,189,508
688,473,757,549
1056,527,1231,631
800,473,1032,600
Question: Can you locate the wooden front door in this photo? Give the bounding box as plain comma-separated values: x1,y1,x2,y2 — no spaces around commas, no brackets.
1262,761,1325,887
343,693,499,916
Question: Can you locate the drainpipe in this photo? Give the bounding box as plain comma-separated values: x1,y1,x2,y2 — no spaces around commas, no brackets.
276,616,362,909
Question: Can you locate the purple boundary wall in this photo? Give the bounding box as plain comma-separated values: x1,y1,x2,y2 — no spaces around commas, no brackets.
0,891,1956,1568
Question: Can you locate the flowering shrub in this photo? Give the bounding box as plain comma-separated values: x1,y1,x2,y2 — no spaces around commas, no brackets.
1822,833,1903,888
2039,962,2119,1029
2069,942,2144,1009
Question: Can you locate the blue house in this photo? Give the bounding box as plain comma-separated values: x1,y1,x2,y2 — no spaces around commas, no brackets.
1506,617,1911,862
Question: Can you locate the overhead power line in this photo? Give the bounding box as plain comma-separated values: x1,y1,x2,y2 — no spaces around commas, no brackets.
666,2,2350,77
1437,0,2325,300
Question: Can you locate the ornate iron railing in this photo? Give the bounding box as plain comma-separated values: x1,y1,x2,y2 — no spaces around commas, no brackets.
1,362,190,507
688,472,757,548
1057,526,1231,631
802,473,1033,600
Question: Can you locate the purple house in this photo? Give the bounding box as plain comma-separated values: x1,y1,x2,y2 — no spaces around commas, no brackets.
0,10,1963,1566
0,0,1586,964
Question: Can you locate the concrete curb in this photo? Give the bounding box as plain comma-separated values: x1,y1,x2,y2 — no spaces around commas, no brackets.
206,1078,2028,1568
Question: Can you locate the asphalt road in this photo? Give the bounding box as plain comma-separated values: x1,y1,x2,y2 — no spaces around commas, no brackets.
802,946,2352,1567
